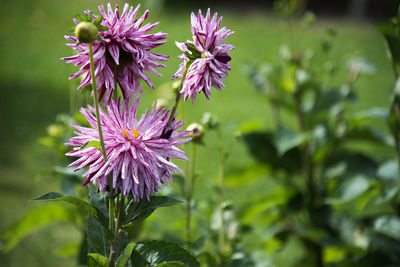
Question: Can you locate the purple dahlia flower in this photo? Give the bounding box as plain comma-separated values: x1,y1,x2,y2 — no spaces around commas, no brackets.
62,3,168,102
172,9,234,104
66,99,190,200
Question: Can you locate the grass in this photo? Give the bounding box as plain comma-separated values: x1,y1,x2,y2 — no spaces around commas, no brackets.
0,0,395,265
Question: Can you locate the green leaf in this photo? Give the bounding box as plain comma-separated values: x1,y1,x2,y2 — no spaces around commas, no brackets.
242,131,302,174
326,175,372,204
156,262,188,267
274,126,309,156
350,108,389,126
32,192,97,214
87,186,113,241
32,191,111,239
131,240,199,267
86,214,107,255
81,140,101,151
374,216,400,241
376,24,400,76
345,127,394,147
123,196,181,227
74,14,84,23
88,253,109,267
93,15,103,26
0,204,79,253
116,242,135,267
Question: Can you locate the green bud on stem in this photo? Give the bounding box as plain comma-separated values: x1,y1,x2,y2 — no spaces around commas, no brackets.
187,123,204,143
75,22,98,43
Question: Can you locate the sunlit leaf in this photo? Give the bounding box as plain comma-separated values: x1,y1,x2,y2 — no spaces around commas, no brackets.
327,175,372,204
123,196,181,228
274,126,309,156
242,131,302,173
131,240,199,267
116,242,135,267
88,253,109,267
374,216,400,241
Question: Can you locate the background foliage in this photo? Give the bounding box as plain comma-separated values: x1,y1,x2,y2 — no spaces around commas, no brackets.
0,0,397,266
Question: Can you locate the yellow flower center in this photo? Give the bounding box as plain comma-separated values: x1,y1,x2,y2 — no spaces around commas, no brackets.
132,128,140,139
123,128,140,140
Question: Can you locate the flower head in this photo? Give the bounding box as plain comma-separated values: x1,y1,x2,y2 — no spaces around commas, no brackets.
66,99,190,200
62,3,168,102
172,9,234,103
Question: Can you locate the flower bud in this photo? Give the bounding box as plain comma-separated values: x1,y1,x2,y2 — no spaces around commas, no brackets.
47,124,63,137
201,112,219,129
186,123,204,143
75,22,98,43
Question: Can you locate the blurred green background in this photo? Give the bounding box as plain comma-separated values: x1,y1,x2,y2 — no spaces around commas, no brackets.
0,0,397,266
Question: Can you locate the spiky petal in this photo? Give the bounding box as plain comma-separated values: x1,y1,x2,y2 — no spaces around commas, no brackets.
172,9,234,104
66,99,190,200
62,4,168,102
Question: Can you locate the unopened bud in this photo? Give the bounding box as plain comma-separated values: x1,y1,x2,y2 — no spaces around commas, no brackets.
201,112,219,129
75,22,98,43
47,124,63,137
187,123,204,143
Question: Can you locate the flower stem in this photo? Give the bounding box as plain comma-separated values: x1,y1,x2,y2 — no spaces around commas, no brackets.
89,43,107,162
185,142,197,249
109,195,125,267
217,127,226,258
167,62,191,128
294,88,323,267
113,64,119,101
88,42,115,246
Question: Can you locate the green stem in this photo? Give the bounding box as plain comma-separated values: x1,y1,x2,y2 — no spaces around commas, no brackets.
109,196,125,267
294,89,323,267
218,161,226,266
167,61,191,128
113,64,118,101
217,128,225,258
185,142,197,249
88,42,115,247
89,43,107,162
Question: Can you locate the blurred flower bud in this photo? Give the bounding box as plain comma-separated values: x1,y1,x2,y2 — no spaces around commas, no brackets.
187,123,204,143
201,112,219,129
75,22,98,43
47,124,63,137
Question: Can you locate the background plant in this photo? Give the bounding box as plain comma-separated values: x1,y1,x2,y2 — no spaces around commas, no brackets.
0,0,398,266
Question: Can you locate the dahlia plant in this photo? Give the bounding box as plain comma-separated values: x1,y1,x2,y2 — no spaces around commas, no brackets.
29,3,233,267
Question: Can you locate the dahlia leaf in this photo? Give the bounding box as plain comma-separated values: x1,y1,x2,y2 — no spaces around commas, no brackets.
0,205,80,253
97,26,109,32
87,12,93,22
375,24,400,76
87,214,108,255
88,253,109,267
74,15,84,23
326,174,372,205
374,216,400,241
87,186,113,241
93,15,103,26
81,140,101,151
274,126,310,156
31,192,109,236
156,262,188,267
242,130,302,174
123,196,181,227
130,240,199,267
116,242,135,267
32,192,96,214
